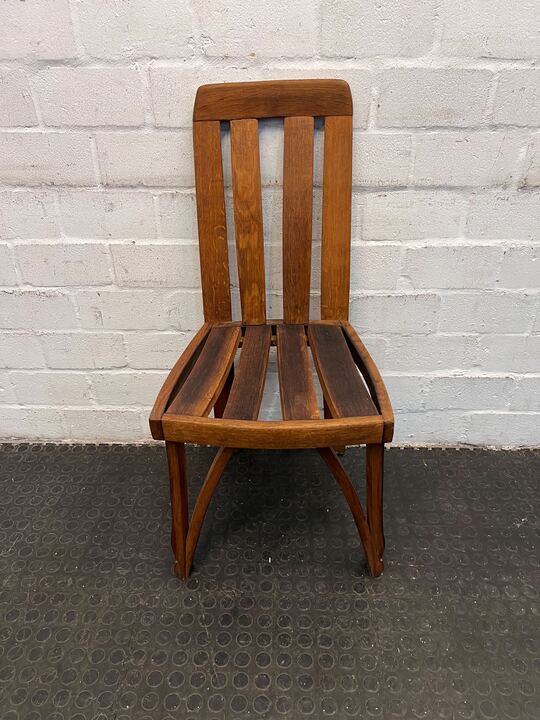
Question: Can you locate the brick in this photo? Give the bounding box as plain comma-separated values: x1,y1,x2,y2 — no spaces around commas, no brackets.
321,0,436,57
349,244,403,290
0,0,77,60
362,191,466,241
0,68,37,126
36,68,145,127
439,292,537,333
394,410,470,445
1,407,66,440
378,69,491,127
9,370,91,405
90,371,165,405
467,191,540,240
96,131,192,187
440,0,540,60
60,191,157,239
426,376,514,411
193,0,318,57
492,71,540,126
41,332,126,369
75,0,194,60
403,245,502,289
0,245,16,285
0,132,96,186
511,377,540,412
158,193,197,238
476,335,540,373
16,243,112,287
383,375,427,411
0,191,58,240
0,371,16,403
76,290,203,331
125,332,192,369
353,133,411,187
467,412,540,446
0,333,46,368
413,131,525,187
499,246,540,288
111,243,200,287
350,293,440,334
0,291,77,330
384,335,479,373
63,408,148,442
523,134,540,187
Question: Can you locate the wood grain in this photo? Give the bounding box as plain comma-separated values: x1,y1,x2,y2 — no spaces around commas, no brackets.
366,443,385,565
341,321,394,442
276,324,319,420
166,441,189,579
194,79,353,121
162,413,383,448
149,323,210,439
308,323,379,418
282,117,314,323
193,121,231,322
166,325,240,417
320,115,353,320
223,325,271,420
230,119,266,324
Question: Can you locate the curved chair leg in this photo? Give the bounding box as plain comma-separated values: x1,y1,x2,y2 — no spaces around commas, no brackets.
366,443,385,567
166,441,189,579
318,447,383,577
185,447,234,576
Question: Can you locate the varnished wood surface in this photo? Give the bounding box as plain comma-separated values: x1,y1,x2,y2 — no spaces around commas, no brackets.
194,79,353,121
166,442,189,579
342,321,394,442
166,326,240,417
223,325,271,420
230,119,266,324
320,115,353,320
193,121,231,322
151,78,394,581
282,117,314,323
149,323,210,440
276,324,319,420
308,323,379,418
162,413,383,448
366,443,385,565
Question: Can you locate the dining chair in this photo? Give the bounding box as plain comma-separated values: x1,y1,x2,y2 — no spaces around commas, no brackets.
149,79,394,579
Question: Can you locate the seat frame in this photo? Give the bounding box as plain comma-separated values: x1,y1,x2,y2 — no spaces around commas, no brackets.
149,80,394,579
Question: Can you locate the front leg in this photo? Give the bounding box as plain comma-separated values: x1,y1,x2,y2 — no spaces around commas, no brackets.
166,442,189,579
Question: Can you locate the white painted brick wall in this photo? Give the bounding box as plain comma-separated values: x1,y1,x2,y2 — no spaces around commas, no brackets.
0,0,538,446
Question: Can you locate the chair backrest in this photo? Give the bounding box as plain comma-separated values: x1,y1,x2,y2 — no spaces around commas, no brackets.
192,79,353,324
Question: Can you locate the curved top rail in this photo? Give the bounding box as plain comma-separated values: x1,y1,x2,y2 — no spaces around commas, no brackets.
193,79,353,122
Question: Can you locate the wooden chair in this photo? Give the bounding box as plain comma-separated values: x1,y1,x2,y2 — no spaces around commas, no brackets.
149,79,394,579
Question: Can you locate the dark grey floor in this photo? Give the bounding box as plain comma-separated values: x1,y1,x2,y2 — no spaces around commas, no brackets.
0,444,538,720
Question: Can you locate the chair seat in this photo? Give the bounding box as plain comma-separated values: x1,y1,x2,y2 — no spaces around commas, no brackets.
151,320,393,449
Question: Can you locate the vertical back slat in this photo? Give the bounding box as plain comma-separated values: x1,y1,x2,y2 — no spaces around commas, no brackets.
230,118,266,324
282,116,314,324
193,121,231,322
320,115,353,320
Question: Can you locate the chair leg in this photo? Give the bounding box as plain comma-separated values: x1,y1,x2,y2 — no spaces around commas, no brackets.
166,441,189,579
366,443,385,568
